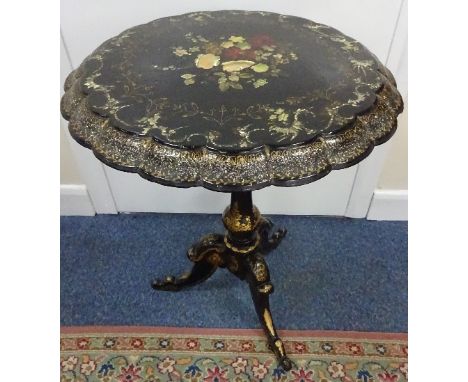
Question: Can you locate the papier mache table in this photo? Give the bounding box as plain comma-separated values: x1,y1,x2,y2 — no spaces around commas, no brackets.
61,10,403,370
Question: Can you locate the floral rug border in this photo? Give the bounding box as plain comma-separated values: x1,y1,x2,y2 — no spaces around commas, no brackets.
61,326,408,382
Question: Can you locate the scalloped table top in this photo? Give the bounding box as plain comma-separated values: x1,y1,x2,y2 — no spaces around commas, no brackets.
61,10,403,192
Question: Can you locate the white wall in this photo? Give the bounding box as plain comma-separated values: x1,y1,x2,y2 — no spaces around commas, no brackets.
378,7,408,191
60,128,82,185
378,108,408,190
369,0,407,220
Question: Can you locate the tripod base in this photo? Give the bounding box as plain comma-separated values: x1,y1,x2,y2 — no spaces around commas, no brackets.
152,192,292,371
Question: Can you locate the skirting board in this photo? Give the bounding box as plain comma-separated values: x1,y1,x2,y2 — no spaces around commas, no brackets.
367,189,408,221
61,184,95,216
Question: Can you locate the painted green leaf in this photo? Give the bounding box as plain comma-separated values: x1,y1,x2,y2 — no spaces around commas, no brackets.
251,63,269,73
229,35,245,43
230,83,243,90
239,73,253,79
220,41,234,49
253,78,268,88
237,42,251,50
218,82,230,92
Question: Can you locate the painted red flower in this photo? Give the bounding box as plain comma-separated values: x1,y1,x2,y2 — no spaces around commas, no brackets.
242,49,257,60
401,345,408,356
249,34,275,48
223,47,242,60
377,371,399,382
204,366,229,382
118,364,141,382
186,339,199,349
130,338,144,349
347,342,364,355
294,342,307,353
240,341,254,351
76,338,90,350
291,368,315,382
222,47,256,61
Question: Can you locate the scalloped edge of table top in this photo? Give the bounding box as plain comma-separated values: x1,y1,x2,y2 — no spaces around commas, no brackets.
60,12,403,192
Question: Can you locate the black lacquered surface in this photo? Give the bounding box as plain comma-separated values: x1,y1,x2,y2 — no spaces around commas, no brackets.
78,11,387,151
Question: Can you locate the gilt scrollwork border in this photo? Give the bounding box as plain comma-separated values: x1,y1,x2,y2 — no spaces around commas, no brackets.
61,64,402,193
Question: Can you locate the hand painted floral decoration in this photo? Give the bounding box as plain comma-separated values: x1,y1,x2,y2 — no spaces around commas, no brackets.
168,33,298,91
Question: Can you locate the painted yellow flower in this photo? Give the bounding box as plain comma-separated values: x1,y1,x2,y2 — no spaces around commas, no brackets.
195,54,220,69
278,113,289,122
173,47,189,57
222,60,255,72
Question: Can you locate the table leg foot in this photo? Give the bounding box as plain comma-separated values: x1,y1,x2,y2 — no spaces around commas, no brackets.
152,233,225,292
242,253,292,371
151,262,217,291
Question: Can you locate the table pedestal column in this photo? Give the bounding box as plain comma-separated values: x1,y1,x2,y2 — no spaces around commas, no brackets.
152,191,292,370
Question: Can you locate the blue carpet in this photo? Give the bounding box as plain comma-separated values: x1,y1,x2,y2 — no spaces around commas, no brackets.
61,214,407,332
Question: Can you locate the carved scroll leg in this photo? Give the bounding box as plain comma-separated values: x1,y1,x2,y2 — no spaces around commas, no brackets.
151,262,217,292
258,218,287,254
244,253,292,371
152,234,225,292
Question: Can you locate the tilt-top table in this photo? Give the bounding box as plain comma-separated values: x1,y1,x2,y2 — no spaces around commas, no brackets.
61,10,403,370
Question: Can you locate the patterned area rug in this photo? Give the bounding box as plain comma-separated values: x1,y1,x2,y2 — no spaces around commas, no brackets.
60,327,407,382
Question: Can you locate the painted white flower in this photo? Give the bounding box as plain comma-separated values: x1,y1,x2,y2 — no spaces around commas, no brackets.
61,356,78,371
80,360,96,376
157,356,175,374
328,361,345,378
252,362,268,379
231,357,248,374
